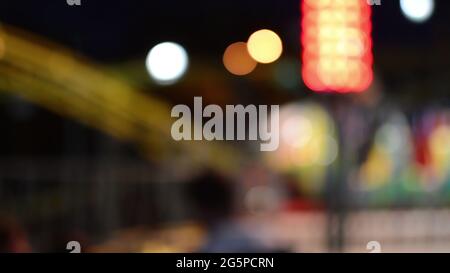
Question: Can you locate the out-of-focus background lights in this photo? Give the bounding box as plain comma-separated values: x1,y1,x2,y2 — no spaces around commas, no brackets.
247,29,283,64
427,115,450,185
267,102,338,195
400,0,435,23
429,124,450,180
301,0,373,93
145,42,189,85
1,0,450,254
358,112,414,191
223,42,257,76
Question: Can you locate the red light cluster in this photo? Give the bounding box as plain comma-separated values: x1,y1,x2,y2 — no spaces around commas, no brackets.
301,0,373,93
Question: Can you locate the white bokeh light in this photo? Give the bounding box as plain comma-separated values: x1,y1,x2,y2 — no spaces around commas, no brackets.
400,0,435,23
146,42,189,85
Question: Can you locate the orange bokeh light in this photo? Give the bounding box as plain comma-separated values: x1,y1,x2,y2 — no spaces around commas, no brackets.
223,42,257,76
301,0,373,93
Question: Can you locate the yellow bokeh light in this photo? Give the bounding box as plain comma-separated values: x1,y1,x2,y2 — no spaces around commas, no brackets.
429,124,450,179
247,29,283,64
360,146,393,190
223,42,257,76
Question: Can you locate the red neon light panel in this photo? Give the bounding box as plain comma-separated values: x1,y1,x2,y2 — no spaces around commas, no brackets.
301,0,373,93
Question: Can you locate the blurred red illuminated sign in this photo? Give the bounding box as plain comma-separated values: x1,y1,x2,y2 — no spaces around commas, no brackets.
301,0,373,93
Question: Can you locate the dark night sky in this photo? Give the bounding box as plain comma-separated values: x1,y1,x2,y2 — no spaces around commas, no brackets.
1,0,449,62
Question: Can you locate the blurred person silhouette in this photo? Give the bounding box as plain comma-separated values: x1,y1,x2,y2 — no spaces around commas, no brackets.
186,170,271,253
0,215,32,253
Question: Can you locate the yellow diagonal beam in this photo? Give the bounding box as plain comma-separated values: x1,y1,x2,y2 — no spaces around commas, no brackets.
0,26,244,173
